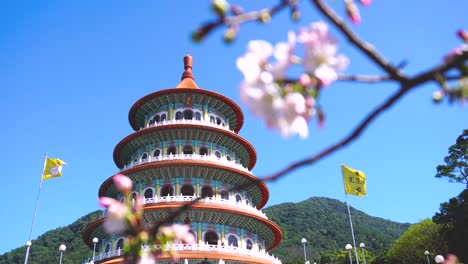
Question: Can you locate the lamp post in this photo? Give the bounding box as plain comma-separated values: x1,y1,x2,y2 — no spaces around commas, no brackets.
424,251,431,264
301,238,307,264
58,244,66,264
92,237,98,262
360,243,366,264
345,244,353,264
435,255,445,264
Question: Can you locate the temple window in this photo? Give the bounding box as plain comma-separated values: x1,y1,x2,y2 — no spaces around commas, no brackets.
175,111,183,120
180,184,195,196
214,150,222,159
141,153,148,160
195,112,201,120
226,155,232,161
220,190,229,200
143,188,154,199
183,145,193,155
161,185,174,196
201,186,214,198
216,117,222,125
154,115,160,123
183,109,193,120
116,238,125,251
167,146,177,155
152,149,161,157
210,116,215,123
246,239,253,250
235,194,242,203
105,243,111,253
204,231,219,245
199,147,208,156
228,235,238,247
161,114,167,121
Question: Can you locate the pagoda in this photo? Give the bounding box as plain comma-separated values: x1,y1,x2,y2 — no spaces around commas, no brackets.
83,55,283,264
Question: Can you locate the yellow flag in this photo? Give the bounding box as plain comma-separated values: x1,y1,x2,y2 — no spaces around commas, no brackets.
341,164,366,196
42,158,66,181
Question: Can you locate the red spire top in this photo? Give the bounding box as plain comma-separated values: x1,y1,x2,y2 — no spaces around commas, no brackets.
176,53,199,89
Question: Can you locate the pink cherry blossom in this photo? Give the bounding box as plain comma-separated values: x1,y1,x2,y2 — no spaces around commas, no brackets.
113,174,133,194
99,197,128,234
159,224,196,244
276,92,309,138
359,0,372,6
298,21,349,86
271,31,297,78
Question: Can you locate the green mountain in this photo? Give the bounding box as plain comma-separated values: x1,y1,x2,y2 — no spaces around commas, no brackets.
265,197,410,263
0,211,102,264
0,197,410,264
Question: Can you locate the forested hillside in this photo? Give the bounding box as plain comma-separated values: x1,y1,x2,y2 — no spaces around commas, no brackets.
0,211,102,264
0,198,410,264
265,197,410,263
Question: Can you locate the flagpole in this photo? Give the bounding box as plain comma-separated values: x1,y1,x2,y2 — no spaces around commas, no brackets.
345,193,360,264
24,154,47,264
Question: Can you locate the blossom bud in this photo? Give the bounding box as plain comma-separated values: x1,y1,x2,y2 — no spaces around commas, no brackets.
345,0,361,24
457,30,468,42
299,73,312,87
358,0,371,6
291,7,300,21
432,90,444,103
223,27,238,44
258,11,271,23
211,0,230,16
113,174,133,195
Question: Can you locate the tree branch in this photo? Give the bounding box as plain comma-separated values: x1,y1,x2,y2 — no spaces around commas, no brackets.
311,0,407,82
338,73,391,82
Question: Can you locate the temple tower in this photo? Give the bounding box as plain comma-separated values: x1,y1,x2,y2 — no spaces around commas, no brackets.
83,55,282,264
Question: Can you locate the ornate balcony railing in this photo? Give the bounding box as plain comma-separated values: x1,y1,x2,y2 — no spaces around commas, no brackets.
122,153,252,174
90,243,282,264
142,118,235,133
144,195,268,219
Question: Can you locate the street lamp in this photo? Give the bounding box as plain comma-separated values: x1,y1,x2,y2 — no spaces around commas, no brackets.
301,238,307,264
92,237,98,262
435,255,445,264
424,251,431,264
59,244,66,264
360,243,366,264
345,244,353,264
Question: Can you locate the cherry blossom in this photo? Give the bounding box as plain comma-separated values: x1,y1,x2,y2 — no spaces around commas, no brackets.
99,197,128,234
298,21,349,86
113,174,133,194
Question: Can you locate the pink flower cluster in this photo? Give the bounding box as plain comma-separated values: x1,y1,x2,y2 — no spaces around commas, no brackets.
98,174,195,263
236,21,348,138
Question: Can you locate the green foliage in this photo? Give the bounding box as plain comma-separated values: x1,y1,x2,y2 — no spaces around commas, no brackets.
265,197,410,264
0,211,102,264
435,129,468,187
433,189,468,263
0,198,408,264
385,219,447,264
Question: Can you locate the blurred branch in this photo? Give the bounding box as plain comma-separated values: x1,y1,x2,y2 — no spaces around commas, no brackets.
311,0,407,82
338,73,391,82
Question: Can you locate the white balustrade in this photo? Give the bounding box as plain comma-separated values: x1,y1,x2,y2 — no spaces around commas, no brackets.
143,118,235,133
143,195,268,219
122,153,252,174
94,243,282,264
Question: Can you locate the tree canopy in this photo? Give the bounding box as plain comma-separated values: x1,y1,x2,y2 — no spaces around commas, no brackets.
435,129,468,188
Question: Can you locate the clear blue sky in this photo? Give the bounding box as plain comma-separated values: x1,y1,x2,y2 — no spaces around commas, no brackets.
2,0,466,255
